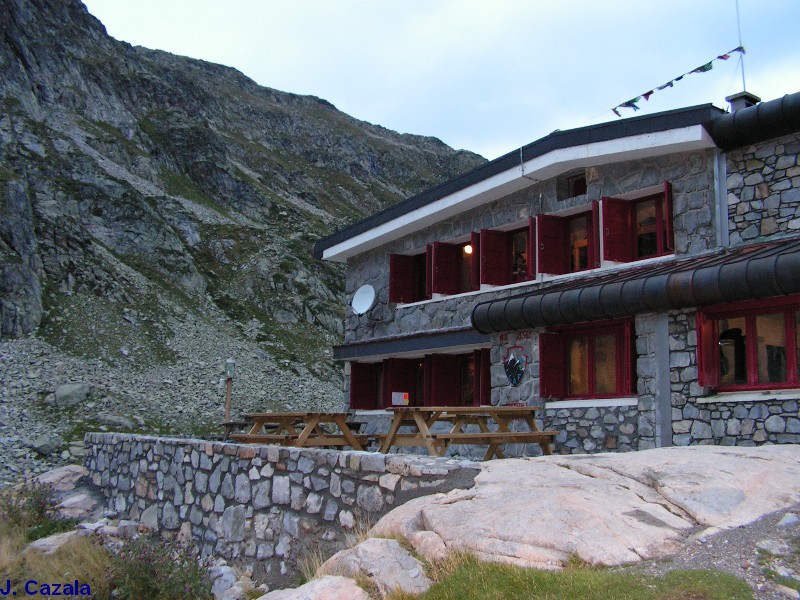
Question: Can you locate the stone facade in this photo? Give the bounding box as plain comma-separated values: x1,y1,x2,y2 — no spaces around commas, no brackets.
84,433,479,586
727,132,800,244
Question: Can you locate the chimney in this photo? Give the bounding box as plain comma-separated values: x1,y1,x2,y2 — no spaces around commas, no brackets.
725,91,761,112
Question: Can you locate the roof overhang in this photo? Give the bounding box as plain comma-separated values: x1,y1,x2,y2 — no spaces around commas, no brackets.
333,327,490,362
320,125,717,262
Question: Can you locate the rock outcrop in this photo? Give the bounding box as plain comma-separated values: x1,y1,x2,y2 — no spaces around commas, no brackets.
371,444,800,569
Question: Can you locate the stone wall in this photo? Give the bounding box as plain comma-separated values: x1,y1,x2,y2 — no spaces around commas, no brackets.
667,310,800,446
84,433,480,586
727,132,800,245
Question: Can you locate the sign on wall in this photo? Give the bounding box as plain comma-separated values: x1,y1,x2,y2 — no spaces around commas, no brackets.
503,344,529,387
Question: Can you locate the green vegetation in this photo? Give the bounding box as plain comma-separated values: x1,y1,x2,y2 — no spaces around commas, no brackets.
0,481,77,543
161,169,231,217
388,554,753,600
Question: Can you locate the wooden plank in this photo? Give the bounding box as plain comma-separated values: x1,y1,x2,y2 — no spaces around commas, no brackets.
229,434,295,444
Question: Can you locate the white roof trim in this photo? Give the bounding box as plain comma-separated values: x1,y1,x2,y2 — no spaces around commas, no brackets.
322,125,717,262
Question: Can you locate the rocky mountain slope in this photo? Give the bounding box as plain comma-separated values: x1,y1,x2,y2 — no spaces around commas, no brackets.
0,0,485,484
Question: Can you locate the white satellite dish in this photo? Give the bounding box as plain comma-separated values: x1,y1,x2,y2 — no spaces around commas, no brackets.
351,284,376,315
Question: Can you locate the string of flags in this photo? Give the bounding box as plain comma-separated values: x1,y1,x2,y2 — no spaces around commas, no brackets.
611,46,745,117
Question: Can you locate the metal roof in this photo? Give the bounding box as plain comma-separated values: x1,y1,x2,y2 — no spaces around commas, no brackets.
472,237,800,334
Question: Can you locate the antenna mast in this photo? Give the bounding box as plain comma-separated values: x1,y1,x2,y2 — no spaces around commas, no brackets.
735,0,746,90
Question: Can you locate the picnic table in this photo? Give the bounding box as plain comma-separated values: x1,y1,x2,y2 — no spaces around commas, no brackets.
378,406,556,460
227,406,557,460
229,411,366,451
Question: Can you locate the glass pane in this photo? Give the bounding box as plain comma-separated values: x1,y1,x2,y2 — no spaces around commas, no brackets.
511,230,528,282
461,355,475,405
595,334,618,394
567,336,589,396
756,313,787,383
569,216,589,272
635,199,658,258
718,317,747,386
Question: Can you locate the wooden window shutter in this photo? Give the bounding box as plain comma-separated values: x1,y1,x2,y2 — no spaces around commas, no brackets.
430,354,462,406
480,229,512,286
470,231,481,291
383,358,420,408
539,332,566,398
527,217,537,278
423,355,433,406
478,348,492,405
602,197,634,262
622,321,635,394
432,242,460,295
349,362,381,410
425,244,433,299
590,200,601,268
537,214,568,275
695,311,719,388
663,181,675,252
389,254,415,303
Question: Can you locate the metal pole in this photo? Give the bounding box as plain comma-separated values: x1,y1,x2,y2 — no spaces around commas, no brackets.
735,0,746,91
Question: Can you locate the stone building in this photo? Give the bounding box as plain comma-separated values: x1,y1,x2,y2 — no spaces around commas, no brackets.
313,90,800,454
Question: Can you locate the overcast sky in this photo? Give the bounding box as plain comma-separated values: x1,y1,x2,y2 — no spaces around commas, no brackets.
81,0,800,160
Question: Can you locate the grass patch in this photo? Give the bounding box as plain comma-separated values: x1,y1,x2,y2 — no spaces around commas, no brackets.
387,554,753,600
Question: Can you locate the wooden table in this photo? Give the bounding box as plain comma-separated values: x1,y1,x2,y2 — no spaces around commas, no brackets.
229,412,365,451
378,406,556,460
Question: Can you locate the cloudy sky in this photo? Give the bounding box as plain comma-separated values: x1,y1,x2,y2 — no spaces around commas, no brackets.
82,0,800,160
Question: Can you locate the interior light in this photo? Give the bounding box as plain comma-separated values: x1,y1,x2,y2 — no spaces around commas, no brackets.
463,244,473,255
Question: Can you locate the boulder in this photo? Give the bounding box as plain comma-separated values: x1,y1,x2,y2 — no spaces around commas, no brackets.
372,445,800,569
317,537,431,598
34,465,88,491
53,383,90,407
23,531,78,555
57,491,100,520
28,433,64,456
259,576,369,600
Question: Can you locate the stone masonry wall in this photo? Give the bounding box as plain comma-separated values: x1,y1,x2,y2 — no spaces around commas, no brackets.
668,310,800,446
727,131,800,245
344,149,718,346
84,433,480,586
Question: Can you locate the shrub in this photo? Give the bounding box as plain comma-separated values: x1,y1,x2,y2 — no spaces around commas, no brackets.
0,480,78,541
110,534,212,600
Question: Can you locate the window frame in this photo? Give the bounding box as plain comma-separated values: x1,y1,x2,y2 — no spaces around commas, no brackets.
539,318,635,400
537,202,600,275
696,295,800,391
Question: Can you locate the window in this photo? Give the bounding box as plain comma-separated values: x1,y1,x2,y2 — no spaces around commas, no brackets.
480,218,536,286
602,182,674,263
697,295,800,390
390,240,478,303
539,319,634,399
557,170,587,201
537,202,600,275
348,349,491,409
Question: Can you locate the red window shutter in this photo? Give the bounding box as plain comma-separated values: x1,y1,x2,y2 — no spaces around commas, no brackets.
425,244,432,299
527,217,537,278
470,231,481,291
349,362,382,410
423,355,433,406
383,358,421,408
430,354,461,406
621,321,635,394
602,197,634,262
537,214,568,275
432,242,460,295
663,181,675,252
539,332,566,398
696,311,719,388
590,200,600,268
389,254,415,303
479,348,492,405
480,229,512,285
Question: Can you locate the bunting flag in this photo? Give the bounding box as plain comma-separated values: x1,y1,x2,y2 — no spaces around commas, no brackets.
611,46,745,117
